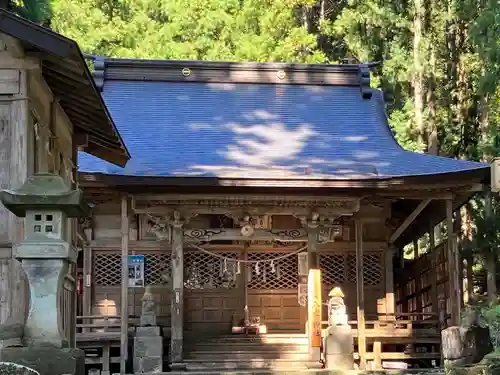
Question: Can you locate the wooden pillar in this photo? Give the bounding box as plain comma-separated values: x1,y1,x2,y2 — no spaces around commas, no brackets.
307,227,319,269
385,247,395,317
484,188,497,300
170,212,184,366
120,196,129,375
82,245,92,333
446,199,460,326
3,62,31,324
429,225,438,317
355,220,366,369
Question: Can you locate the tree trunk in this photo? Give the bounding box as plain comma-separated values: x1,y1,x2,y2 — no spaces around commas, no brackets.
413,0,425,148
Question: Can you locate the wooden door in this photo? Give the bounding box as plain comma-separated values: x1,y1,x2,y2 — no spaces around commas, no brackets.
246,250,303,332
183,250,242,337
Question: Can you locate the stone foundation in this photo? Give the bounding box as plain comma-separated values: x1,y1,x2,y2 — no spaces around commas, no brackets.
134,326,163,373
0,347,84,375
323,325,354,370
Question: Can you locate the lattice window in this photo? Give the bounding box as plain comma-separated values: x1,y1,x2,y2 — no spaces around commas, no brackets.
184,250,239,290
347,254,357,284
93,252,171,286
94,253,121,286
144,253,171,285
346,252,382,286
363,253,382,286
320,253,345,286
247,252,298,290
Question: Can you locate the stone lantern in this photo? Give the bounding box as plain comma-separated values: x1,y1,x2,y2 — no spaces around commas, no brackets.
323,287,354,370
0,173,90,348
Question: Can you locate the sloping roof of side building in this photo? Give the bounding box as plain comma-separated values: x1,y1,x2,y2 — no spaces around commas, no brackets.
77,58,488,182
0,10,130,166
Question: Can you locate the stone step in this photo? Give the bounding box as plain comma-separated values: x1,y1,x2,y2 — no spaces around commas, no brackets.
186,335,309,345
185,345,308,354
186,350,311,361
144,371,445,375
183,358,323,371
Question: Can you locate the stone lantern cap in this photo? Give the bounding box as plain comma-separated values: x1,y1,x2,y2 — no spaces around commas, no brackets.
0,173,90,218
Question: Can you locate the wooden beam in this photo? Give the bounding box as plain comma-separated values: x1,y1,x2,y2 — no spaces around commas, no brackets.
384,248,395,316
355,220,366,369
135,205,359,218
181,227,343,243
120,195,129,375
389,199,431,244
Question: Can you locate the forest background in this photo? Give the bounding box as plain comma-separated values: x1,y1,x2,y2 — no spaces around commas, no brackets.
6,0,500,344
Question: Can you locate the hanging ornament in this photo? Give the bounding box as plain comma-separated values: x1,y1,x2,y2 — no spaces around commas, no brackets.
219,259,224,278
276,262,281,280
263,263,267,282
236,261,241,275
230,261,236,282
247,265,253,283
186,262,201,289
255,262,260,275
223,258,228,273
270,260,276,273
206,269,214,289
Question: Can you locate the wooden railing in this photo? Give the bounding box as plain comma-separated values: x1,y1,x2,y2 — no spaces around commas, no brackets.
76,315,139,375
322,312,441,369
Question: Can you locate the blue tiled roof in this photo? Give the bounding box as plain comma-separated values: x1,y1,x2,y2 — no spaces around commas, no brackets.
78,80,488,179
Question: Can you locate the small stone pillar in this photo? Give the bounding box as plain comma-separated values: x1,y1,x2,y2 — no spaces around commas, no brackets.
134,286,163,373
0,173,88,375
323,287,354,370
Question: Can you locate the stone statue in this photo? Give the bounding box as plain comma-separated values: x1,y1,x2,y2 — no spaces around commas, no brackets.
140,286,157,326
135,286,163,372
328,287,348,326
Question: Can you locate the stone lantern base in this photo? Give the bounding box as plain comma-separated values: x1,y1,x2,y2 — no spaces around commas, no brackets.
0,347,85,375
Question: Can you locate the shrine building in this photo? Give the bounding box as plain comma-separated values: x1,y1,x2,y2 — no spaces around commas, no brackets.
76,59,489,371
0,8,492,373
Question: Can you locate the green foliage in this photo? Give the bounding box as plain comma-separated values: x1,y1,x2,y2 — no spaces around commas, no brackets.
50,0,326,63
10,0,51,24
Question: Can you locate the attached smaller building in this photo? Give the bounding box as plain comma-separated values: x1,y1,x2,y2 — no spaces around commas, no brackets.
0,9,129,329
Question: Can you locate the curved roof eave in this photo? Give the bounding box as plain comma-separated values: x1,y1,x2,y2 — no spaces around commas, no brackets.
78,167,489,192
